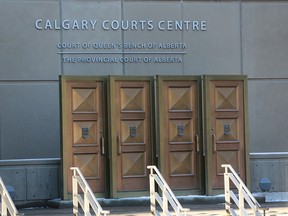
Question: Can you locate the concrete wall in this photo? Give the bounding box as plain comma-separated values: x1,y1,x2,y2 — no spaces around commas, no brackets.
250,153,288,192
0,158,60,204
0,0,288,198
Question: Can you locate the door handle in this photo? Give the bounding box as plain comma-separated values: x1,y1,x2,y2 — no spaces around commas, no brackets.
117,136,121,155
101,137,105,155
195,134,199,152
212,134,216,152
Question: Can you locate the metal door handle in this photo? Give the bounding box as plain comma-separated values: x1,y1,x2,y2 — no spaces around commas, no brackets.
101,137,105,155
212,134,216,152
117,136,121,155
195,134,199,152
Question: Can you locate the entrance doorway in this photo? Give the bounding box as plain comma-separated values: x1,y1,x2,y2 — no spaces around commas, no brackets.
61,75,249,198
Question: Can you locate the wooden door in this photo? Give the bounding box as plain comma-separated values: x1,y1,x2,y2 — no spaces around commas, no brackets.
61,76,107,199
204,75,249,194
157,76,203,195
109,76,153,197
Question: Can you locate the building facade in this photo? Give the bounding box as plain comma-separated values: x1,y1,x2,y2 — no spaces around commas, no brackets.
0,0,287,203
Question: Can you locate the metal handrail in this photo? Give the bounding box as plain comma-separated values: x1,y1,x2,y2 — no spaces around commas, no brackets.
70,167,110,216
222,164,268,216
0,177,23,216
147,165,190,216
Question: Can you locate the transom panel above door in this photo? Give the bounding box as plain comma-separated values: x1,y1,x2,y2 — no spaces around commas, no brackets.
157,76,204,195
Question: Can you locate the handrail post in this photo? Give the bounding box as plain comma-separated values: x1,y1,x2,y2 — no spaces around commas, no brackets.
148,167,156,215
163,186,168,215
239,183,244,216
223,166,230,214
72,169,78,216
84,186,89,215
2,194,8,216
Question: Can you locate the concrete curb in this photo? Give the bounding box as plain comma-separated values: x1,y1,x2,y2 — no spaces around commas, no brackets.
47,194,266,209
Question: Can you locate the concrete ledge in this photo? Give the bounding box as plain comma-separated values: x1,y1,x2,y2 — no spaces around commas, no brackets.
250,152,288,159
0,158,61,166
254,192,288,202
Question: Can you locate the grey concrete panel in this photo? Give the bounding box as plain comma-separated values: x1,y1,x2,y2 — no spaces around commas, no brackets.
183,2,241,75
242,3,288,78
0,168,26,201
122,2,183,75
250,153,288,192
61,1,124,75
0,1,61,80
248,80,288,152
27,167,59,200
0,82,60,159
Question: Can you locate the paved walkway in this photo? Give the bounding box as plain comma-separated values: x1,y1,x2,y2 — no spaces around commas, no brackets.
18,202,288,216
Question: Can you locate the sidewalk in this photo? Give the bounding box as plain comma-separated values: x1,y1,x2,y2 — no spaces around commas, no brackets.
18,201,288,216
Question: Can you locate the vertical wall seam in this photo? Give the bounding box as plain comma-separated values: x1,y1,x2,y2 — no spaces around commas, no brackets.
121,0,125,75
59,0,64,76
181,0,185,75
240,0,243,75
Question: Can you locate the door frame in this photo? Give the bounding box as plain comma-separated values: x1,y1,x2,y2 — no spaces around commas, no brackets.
203,75,250,195
108,76,155,198
60,75,109,199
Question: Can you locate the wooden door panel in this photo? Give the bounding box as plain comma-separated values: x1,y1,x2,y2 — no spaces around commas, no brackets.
71,86,104,193
121,152,146,177
120,87,145,111
110,77,152,196
72,88,97,112
212,81,244,189
121,120,145,144
168,87,193,111
169,151,194,175
169,118,193,143
216,118,239,142
73,121,98,144
158,77,203,194
61,77,106,198
204,76,249,194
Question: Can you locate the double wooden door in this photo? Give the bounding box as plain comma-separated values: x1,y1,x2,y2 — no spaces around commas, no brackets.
157,75,249,195
61,75,249,198
61,76,153,198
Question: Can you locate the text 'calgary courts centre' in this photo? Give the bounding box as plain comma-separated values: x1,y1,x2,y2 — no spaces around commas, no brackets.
35,19,207,31
0,0,287,204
